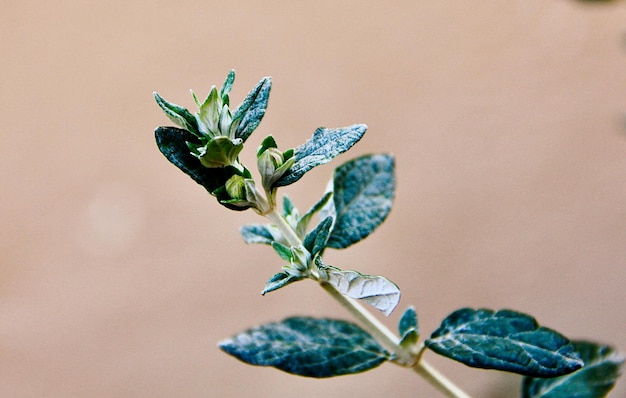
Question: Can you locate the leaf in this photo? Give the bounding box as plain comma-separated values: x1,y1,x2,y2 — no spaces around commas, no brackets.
325,154,395,249
303,216,333,256
522,341,625,398
240,224,275,245
398,306,420,348
274,124,367,187
231,76,271,142
261,272,302,295
425,308,584,377
297,191,333,236
154,126,249,211
321,266,400,316
153,92,200,135
399,306,418,337
271,241,292,261
219,316,390,378
220,69,235,104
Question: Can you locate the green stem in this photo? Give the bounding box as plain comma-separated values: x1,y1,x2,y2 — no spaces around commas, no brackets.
264,207,472,398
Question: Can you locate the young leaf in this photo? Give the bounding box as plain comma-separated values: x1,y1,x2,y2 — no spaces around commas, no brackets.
240,224,274,245
154,126,249,211
522,341,625,398
303,216,333,256
425,308,584,377
271,241,292,261
231,76,271,142
297,191,333,236
320,265,400,316
219,316,390,378
399,306,418,337
220,70,235,103
153,92,200,135
398,306,420,348
261,272,302,295
325,154,395,249
274,124,367,187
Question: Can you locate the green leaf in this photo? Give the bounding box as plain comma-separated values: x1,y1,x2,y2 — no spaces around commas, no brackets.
220,70,235,104
274,124,367,187
425,308,584,377
297,191,333,237
303,216,333,256
325,154,395,249
153,92,200,135
320,264,400,316
398,306,420,348
261,272,302,295
198,136,244,168
522,341,625,398
271,241,292,261
231,76,271,142
399,306,418,337
195,86,221,136
219,316,390,378
240,224,275,244
154,127,249,211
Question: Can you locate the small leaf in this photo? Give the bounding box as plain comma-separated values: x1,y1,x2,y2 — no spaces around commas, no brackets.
297,191,333,236
231,76,271,142
399,306,419,337
271,241,292,261
219,316,390,378
303,216,333,256
326,154,395,249
220,70,235,103
153,92,200,135
240,224,275,244
398,306,420,348
154,127,248,211
321,266,400,316
522,341,625,398
198,136,243,168
274,124,367,187
425,308,584,377
261,272,302,295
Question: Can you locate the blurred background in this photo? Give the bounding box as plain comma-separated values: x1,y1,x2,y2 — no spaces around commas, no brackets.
1,1,625,397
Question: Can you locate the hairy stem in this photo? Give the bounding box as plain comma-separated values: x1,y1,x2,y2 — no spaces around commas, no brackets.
264,207,472,398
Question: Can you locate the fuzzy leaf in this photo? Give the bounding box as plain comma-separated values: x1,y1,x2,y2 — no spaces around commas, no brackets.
425,308,584,377
154,126,249,211
231,76,271,142
297,191,333,236
321,266,400,316
325,154,395,249
153,92,200,135
274,124,367,187
240,224,275,244
220,70,235,103
271,241,292,261
303,216,333,256
522,341,625,398
219,317,389,378
261,272,302,295
399,306,419,337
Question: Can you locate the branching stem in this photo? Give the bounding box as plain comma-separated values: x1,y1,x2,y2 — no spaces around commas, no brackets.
264,207,472,398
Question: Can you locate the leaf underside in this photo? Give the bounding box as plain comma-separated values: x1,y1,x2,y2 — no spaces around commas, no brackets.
219,316,389,378
326,154,395,249
522,340,625,398
425,308,584,377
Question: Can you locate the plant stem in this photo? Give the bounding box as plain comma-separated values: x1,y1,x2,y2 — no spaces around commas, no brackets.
264,207,472,398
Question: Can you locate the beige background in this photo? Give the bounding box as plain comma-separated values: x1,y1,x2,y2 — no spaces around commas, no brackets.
2,1,625,397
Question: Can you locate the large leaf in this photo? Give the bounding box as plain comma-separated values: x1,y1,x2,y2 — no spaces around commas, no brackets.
325,154,395,249
522,341,624,398
240,224,275,244
231,76,271,142
425,308,584,377
320,264,400,316
219,317,390,378
154,126,248,211
274,124,367,187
